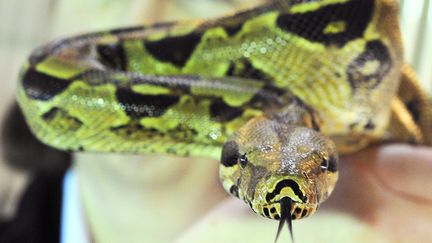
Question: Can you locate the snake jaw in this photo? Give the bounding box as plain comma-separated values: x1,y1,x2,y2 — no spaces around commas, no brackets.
256,200,317,221
246,173,321,221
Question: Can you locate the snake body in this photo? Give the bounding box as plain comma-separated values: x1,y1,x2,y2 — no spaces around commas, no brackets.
17,0,432,236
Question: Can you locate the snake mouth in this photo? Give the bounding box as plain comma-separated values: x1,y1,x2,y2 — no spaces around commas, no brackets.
256,200,317,220
272,197,318,243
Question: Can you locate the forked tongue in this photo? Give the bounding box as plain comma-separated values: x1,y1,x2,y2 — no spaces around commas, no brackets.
274,197,294,243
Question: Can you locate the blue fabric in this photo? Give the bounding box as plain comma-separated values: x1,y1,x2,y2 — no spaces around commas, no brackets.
61,170,90,243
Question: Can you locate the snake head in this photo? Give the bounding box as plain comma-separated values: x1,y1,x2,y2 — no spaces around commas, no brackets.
219,116,338,223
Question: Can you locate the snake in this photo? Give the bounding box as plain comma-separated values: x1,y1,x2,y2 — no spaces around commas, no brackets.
16,0,432,241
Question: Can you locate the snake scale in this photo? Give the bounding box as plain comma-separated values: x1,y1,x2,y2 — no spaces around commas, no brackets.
16,0,432,241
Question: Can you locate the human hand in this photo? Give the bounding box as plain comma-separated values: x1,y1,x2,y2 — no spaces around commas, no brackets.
175,144,432,243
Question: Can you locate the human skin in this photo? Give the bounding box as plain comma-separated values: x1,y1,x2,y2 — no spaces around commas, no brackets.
75,152,228,243
327,144,432,243
75,144,432,243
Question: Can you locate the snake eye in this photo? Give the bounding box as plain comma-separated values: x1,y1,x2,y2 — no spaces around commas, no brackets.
327,155,338,172
239,153,248,168
320,158,328,171
320,155,338,172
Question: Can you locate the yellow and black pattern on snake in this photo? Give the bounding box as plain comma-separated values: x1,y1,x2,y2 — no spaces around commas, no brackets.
16,0,430,240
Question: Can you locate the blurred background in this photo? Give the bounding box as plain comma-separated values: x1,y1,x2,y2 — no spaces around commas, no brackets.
0,0,431,240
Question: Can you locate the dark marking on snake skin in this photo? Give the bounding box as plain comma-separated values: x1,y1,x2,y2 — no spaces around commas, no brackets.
274,214,280,220
261,84,288,98
301,209,308,218
110,26,145,35
247,165,268,202
364,119,375,130
227,59,273,82
174,125,199,138
111,22,177,36
96,42,127,71
276,0,374,46
310,112,321,132
250,84,288,108
210,99,244,122
144,32,202,67
42,107,70,121
347,40,392,90
295,207,302,214
115,88,179,118
217,5,273,37
271,96,322,132
42,107,62,120
291,214,297,220
42,107,83,131
110,124,182,142
263,207,271,217
221,140,239,167
199,3,272,37
266,179,306,203
226,64,236,77
22,69,71,101
110,124,142,133
223,23,244,37
270,207,276,213
230,185,239,198
406,100,421,122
